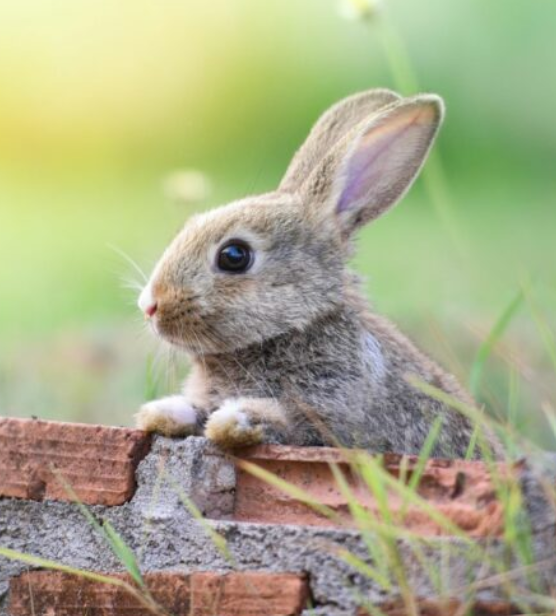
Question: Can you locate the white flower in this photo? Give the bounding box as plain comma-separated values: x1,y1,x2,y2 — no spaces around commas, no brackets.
337,0,382,21
163,169,212,204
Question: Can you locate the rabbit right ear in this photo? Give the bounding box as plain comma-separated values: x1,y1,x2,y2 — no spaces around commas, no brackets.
279,89,401,193
301,95,444,237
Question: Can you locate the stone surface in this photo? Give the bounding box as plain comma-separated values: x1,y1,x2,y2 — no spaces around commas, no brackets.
130,435,236,520
0,417,151,506
234,445,512,536
9,570,309,616
359,600,520,615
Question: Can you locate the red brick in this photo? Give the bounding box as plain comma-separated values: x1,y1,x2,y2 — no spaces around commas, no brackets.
234,445,514,536
9,571,309,616
191,572,310,616
0,417,151,506
9,571,190,616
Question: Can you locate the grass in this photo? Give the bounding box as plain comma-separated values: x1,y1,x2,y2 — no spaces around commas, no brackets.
237,405,554,614
468,288,525,399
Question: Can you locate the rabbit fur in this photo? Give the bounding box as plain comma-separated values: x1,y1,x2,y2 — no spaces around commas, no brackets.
136,88,497,458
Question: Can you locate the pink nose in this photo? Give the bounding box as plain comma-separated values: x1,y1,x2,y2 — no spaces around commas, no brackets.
145,302,158,318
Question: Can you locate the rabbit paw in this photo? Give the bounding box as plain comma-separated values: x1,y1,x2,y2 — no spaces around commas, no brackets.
135,396,197,436
204,400,263,448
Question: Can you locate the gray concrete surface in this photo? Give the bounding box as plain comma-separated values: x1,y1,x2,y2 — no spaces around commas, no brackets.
1,437,556,615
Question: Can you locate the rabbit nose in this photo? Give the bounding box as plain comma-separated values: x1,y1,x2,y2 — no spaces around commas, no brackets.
144,302,158,319
138,283,158,318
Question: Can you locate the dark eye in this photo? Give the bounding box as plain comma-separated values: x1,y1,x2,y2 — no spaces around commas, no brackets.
216,240,253,273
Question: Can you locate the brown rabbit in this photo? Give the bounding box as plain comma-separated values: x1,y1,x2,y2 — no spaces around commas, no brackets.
136,88,496,458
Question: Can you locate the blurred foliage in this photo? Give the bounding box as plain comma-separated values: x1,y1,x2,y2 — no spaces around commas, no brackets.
0,0,555,444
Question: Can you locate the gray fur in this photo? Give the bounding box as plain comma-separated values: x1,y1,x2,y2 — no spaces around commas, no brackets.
192,305,477,456
136,89,499,458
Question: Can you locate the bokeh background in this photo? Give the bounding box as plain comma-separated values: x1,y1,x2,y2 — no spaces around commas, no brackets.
1,0,555,446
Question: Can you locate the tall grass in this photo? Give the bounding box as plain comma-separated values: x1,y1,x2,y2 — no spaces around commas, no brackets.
240,407,554,613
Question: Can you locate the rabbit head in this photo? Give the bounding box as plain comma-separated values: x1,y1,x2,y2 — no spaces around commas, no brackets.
139,89,444,354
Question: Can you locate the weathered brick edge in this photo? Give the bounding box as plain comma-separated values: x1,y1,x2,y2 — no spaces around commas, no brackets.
234,445,514,536
0,417,151,506
9,571,310,616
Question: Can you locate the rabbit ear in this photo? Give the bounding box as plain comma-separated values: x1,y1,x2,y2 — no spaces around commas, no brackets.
302,95,444,236
279,89,401,193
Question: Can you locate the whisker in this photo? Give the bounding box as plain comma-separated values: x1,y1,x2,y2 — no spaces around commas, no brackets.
107,243,149,283
120,277,145,293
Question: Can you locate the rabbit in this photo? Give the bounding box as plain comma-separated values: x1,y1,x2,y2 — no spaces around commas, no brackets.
135,88,499,458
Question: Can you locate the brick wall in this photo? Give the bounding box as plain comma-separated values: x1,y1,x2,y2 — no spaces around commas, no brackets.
1,416,555,615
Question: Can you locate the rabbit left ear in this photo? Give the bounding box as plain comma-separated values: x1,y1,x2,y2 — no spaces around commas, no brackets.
302,95,444,236
280,89,401,193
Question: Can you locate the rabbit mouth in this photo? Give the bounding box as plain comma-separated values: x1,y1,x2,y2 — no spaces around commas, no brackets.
154,322,221,355
150,307,228,355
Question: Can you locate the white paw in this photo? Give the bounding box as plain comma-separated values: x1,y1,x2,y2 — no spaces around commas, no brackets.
135,396,197,436
204,400,262,448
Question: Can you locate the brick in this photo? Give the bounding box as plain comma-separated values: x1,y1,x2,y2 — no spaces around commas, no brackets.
9,571,310,616
0,417,151,506
191,572,310,616
9,571,190,616
234,445,513,536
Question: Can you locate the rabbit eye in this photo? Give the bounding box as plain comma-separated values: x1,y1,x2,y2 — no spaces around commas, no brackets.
216,240,253,273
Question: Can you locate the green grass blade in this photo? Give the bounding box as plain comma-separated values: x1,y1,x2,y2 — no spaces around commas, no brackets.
542,402,556,448
505,366,521,457
144,353,161,401
240,458,441,543
356,455,393,526
469,289,525,397
165,474,233,563
336,548,392,591
237,459,341,524
522,283,556,375
407,415,443,494
102,520,144,588
355,451,478,544
464,421,482,460
0,547,128,586
371,8,465,255
0,547,167,615
51,468,145,588
397,415,443,520
329,463,392,590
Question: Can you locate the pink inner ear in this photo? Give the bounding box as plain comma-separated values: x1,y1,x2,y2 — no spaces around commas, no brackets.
337,111,424,213
337,140,382,213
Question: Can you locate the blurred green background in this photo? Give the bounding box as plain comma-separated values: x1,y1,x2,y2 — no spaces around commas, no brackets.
1,0,555,445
